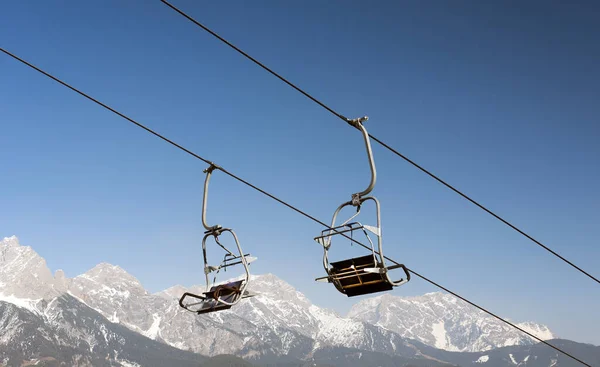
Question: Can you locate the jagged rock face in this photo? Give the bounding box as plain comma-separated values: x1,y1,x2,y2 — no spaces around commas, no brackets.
347,293,554,352
0,236,64,299
69,262,168,334
2,294,596,367
0,296,206,367
0,300,58,362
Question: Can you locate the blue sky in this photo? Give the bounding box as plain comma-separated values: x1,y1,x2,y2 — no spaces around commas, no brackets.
1,1,599,345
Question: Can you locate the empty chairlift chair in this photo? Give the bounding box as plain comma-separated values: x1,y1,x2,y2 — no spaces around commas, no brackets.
179,164,257,314
314,117,410,297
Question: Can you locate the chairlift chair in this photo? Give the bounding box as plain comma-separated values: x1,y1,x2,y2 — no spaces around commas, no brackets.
314,117,410,297
179,164,257,314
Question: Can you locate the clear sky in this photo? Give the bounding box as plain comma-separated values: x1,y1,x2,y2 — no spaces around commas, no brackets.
1,0,599,346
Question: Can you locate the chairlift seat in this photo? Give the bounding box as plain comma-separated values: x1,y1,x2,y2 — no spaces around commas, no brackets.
179,280,246,314
329,255,393,297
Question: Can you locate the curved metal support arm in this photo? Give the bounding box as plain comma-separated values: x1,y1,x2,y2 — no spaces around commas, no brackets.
201,164,221,232
214,229,250,306
201,229,251,307
324,200,353,249
348,116,376,200
321,196,382,276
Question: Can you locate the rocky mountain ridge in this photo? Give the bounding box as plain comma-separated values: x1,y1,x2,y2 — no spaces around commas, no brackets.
3,235,596,367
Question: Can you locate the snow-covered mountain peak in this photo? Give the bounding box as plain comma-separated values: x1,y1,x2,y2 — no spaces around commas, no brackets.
250,273,290,286
86,262,131,276
76,262,146,292
348,291,554,352
423,291,444,297
248,274,311,305
1,235,20,248
68,263,167,333
71,262,148,304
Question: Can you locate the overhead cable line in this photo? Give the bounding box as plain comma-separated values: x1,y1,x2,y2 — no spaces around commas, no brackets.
159,0,600,286
0,47,591,367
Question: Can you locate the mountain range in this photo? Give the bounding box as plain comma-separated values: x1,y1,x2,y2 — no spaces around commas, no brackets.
1,235,598,366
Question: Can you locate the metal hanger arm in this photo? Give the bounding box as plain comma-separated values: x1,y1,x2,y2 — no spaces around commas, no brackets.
348,117,376,199
201,164,221,232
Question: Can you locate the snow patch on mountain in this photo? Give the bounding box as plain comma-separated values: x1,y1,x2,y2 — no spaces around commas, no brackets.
143,314,162,339
476,355,489,363
116,360,142,367
0,293,41,314
431,320,457,351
